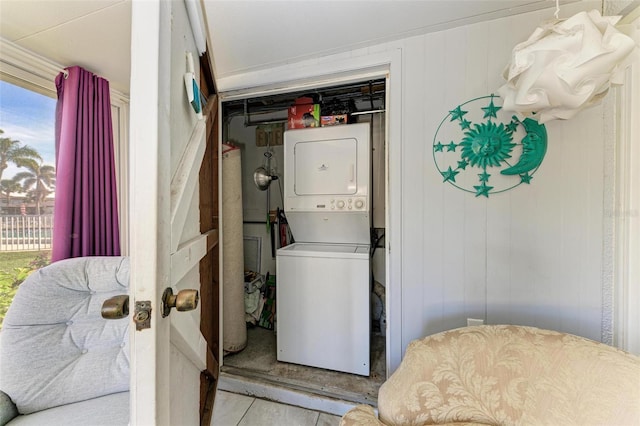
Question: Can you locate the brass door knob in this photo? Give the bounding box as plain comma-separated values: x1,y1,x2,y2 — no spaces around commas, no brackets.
101,295,130,319
162,288,199,317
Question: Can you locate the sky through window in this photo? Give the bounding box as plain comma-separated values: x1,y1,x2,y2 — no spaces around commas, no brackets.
0,80,56,180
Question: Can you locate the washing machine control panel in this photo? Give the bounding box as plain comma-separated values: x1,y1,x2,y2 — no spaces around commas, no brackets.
331,197,367,211
287,196,368,212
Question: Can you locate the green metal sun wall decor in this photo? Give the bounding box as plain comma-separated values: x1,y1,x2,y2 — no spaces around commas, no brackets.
433,95,547,198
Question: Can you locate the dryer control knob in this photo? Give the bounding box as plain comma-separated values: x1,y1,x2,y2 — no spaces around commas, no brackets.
355,200,364,209
337,200,345,209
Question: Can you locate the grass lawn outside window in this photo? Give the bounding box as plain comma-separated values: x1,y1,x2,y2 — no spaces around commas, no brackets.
0,250,50,328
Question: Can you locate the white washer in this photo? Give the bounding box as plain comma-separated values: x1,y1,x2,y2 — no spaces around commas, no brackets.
276,243,370,375
277,123,371,376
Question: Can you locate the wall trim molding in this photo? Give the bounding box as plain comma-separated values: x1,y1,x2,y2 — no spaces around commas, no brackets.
0,37,129,102
0,37,63,97
613,20,640,354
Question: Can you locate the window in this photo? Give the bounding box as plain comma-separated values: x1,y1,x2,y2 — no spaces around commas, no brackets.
0,80,56,327
0,39,129,327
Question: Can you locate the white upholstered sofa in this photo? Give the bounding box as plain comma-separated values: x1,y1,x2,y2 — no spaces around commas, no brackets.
0,257,130,426
341,325,640,426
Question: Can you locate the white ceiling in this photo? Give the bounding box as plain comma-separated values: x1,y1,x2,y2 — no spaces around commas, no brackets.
0,0,584,95
0,0,132,94
204,0,571,80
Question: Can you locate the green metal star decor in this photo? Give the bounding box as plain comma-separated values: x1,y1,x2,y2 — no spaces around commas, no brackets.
433,95,548,198
441,166,459,183
481,98,502,119
449,106,468,121
474,182,493,197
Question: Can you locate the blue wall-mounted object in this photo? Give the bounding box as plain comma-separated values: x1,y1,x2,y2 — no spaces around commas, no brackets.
184,51,203,120
433,95,547,198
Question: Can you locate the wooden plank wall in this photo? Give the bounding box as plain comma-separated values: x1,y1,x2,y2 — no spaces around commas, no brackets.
395,4,608,347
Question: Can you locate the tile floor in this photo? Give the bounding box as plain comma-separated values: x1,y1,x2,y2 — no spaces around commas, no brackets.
211,390,342,426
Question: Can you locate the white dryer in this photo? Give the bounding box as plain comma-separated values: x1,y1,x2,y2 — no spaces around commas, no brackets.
277,123,371,376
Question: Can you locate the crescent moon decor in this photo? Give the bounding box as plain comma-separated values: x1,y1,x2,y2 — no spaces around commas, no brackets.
433,95,548,198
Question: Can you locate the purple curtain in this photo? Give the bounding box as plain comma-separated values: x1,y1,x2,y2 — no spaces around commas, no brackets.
52,66,120,262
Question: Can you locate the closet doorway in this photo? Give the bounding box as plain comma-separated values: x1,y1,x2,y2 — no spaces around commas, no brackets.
219,78,389,410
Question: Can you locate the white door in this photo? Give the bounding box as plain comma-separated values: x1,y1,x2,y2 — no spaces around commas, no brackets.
293,138,358,195
129,1,211,424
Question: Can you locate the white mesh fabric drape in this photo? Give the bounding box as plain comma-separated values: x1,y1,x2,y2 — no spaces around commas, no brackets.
498,9,637,123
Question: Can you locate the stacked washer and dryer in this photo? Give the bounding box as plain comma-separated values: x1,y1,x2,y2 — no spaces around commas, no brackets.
276,122,371,376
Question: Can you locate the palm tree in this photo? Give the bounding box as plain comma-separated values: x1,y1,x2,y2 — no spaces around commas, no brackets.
13,159,55,215
0,129,43,182
0,178,23,213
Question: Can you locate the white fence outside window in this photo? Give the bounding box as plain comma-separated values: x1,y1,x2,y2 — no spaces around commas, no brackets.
0,215,53,252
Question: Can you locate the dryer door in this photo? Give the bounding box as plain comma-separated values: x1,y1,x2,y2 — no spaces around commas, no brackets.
294,138,358,195
284,123,370,213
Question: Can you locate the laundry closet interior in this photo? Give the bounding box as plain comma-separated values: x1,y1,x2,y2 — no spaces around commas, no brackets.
219,79,388,404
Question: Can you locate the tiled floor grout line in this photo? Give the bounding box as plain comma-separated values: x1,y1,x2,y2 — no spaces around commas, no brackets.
235,397,256,426
211,391,342,426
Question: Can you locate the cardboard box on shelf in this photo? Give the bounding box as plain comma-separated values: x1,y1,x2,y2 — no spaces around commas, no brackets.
320,114,348,126
288,97,320,129
256,123,284,146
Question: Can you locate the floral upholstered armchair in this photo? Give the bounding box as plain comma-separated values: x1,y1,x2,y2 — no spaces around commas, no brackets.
341,325,640,426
